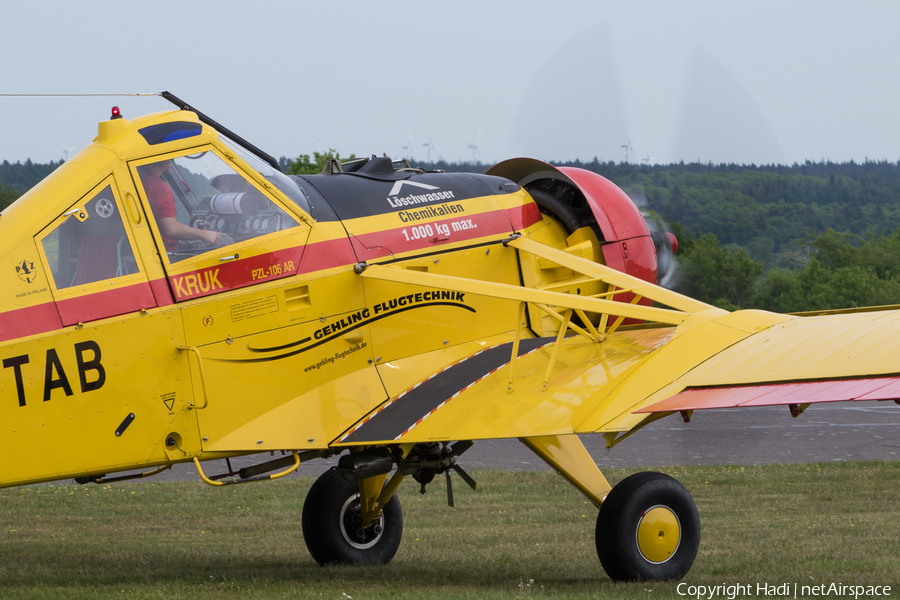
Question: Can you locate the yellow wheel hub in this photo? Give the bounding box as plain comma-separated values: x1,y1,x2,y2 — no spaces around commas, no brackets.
636,505,681,563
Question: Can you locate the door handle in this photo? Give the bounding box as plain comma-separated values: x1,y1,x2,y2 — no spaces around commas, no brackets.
125,191,142,225
177,345,209,409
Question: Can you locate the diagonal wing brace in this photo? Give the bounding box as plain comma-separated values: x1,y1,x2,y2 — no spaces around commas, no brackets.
359,236,715,391
360,259,691,325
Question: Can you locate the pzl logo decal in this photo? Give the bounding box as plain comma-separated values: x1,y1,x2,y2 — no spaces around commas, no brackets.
171,268,223,299
16,259,38,284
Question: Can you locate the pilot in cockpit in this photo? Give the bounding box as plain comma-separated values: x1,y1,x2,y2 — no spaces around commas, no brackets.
141,161,222,251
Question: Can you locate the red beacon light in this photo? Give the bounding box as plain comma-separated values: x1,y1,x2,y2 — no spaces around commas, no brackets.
98,106,127,141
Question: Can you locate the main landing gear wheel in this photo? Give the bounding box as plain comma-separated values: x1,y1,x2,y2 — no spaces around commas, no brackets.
595,472,700,581
302,468,403,565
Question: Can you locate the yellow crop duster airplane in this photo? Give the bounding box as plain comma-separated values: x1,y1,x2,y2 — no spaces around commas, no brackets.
2,93,898,582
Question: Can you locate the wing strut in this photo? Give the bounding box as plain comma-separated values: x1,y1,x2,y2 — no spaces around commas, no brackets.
506,236,714,314
360,261,691,325
360,236,717,393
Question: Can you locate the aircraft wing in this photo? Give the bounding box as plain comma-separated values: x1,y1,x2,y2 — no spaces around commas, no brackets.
333,239,900,447
334,328,674,445
334,306,900,447
634,309,900,416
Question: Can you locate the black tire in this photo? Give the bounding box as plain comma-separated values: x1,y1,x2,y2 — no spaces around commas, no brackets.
596,472,700,581
302,468,403,565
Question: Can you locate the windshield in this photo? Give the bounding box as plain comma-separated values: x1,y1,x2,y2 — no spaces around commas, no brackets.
220,137,311,215
136,151,299,263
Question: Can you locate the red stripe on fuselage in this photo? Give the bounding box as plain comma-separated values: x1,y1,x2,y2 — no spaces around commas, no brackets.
167,246,306,301
150,277,175,307
165,237,359,301
298,237,357,274
0,213,530,341
0,238,360,340
349,208,514,261
0,302,62,342
0,281,156,341
506,202,542,231
56,282,156,326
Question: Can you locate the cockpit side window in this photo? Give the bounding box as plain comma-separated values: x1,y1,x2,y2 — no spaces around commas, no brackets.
135,151,300,263
41,184,138,289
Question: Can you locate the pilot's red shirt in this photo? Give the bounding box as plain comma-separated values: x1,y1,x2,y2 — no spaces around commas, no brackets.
145,176,178,250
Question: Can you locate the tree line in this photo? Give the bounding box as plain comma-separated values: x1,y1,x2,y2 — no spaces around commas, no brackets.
673,224,900,313
414,157,900,268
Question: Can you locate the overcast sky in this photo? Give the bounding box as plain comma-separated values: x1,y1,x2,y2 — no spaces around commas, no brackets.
2,1,899,166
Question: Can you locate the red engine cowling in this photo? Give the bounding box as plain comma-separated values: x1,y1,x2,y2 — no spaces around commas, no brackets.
486,158,659,289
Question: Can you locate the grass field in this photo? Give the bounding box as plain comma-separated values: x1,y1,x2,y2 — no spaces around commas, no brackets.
0,461,898,599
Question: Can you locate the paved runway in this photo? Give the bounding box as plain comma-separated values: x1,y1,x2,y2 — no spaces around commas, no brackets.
148,401,900,483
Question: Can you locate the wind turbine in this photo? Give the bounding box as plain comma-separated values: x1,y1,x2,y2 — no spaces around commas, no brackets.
401,122,415,160
621,140,636,163
421,116,439,163
641,154,657,166
467,124,483,162
422,138,438,162
61,143,76,162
